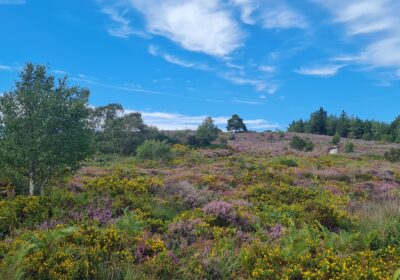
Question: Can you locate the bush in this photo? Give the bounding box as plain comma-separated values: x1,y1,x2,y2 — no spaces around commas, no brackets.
289,136,314,152
384,148,400,163
345,142,354,153
136,140,172,162
331,133,341,145
202,201,236,226
193,117,220,147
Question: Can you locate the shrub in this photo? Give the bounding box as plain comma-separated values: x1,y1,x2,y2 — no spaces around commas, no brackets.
0,196,51,237
331,133,341,145
202,201,236,226
384,148,400,163
345,141,354,153
193,117,220,147
289,136,314,152
276,157,299,167
136,140,172,162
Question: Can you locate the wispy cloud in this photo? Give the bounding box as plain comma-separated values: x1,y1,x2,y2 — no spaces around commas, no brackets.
221,73,267,92
0,0,26,4
0,64,21,72
315,0,400,76
100,5,147,38
233,98,264,105
295,65,345,78
232,0,307,29
261,4,308,29
149,45,201,69
125,109,279,130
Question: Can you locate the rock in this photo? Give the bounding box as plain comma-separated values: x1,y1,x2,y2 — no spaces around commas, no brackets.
329,148,338,155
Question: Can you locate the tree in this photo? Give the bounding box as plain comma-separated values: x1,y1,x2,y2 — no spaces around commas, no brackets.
227,114,247,133
194,117,220,146
309,107,328,134
288,120,305,133
0,63,92,195
91,104,162,155
337,111,350,137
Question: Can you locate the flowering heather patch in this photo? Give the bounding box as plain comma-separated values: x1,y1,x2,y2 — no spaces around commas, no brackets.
202,200,236,225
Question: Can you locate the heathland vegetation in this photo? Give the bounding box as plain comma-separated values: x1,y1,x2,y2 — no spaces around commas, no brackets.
1,64,400,279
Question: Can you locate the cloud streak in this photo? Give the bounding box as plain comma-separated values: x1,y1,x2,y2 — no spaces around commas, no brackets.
125,109,279,130
295,65,345,78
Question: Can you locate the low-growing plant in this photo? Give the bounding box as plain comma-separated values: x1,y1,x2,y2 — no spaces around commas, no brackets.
290,136,314,152
331,133,341,145
384,148,400,163
345,141,355,153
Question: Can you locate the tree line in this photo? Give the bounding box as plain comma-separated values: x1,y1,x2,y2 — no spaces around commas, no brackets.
0,64,248,195
288,107,400,143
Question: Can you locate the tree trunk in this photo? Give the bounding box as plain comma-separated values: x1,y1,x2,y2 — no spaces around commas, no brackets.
40,179,47,195
29,174,35,196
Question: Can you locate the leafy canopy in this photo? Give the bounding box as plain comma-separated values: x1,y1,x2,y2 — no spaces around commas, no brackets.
227,114,247,133
0,63,92,195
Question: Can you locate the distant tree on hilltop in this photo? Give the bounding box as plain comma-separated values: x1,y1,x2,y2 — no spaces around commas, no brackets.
227,114,247,133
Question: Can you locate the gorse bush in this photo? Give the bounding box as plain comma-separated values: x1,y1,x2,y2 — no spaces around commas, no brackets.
384,148,400,163
289,136,314,152
136,140,172,162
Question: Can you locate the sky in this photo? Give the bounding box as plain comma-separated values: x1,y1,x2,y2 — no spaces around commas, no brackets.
0,0,399,130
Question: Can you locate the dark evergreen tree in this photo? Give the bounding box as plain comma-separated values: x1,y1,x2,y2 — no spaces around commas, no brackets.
227,114,247,133
309,107,328,134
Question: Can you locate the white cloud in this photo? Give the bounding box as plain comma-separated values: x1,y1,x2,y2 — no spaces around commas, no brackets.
233,98,264,105
231,0,257,24
314,0,396,35
261,4,307,29
0,64,21,72
315,0,400,74
232,0,307,29
0,65,13,71
148,45,210,70
0,0,26,4
101,5,146,38
221,73,267,92
125,109,279,130
52,69,67,75
258,65,275,73
130,0,244,57
295,65,345,77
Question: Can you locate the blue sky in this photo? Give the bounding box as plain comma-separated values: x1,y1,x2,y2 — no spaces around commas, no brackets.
0,0,399,130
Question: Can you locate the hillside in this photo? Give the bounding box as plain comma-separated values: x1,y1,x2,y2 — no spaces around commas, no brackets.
1,132,400,279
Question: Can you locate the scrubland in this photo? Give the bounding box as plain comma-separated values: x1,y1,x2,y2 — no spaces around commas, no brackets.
1,132,400,279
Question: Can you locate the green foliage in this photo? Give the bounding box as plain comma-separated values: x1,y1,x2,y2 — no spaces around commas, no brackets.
309,107,328,134
384,148,400,163
191,117,220,147
226,114,247,133
345,141,355,153
92,105,166,155
289,135,314,151
331,133,341,145
0,63,92,195
288,108,400,142
136,140,172,162
0,196,51,237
